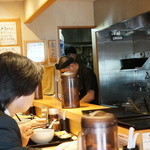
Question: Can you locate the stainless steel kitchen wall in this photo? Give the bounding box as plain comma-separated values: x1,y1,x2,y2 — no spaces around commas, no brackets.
96,12,150,113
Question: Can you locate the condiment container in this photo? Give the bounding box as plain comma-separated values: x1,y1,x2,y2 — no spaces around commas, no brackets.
61,72,79,108
48,108,61,131
78,111,118,150
41,106,48,121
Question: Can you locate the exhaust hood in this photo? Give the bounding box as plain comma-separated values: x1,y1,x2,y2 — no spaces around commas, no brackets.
61,28,92,46
110,11,150,40
112,11,150,70
122,11,150,30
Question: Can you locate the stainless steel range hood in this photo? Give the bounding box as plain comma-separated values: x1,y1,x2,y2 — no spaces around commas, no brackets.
110,11,150,34
61,28,92,46
111,11,150,70
122,11,150,30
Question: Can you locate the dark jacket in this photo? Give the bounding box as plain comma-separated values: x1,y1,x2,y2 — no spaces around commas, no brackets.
0,110,40,150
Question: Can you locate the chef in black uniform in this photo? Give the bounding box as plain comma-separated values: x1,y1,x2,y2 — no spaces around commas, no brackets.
55,56,99,105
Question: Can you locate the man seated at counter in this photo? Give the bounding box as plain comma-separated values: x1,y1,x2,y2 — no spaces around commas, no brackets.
0,52,43,150
55,56,99,104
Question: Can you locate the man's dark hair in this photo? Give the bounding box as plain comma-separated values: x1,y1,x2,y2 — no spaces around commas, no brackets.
64,46,77,56
55,56,75,70
0,52,43,111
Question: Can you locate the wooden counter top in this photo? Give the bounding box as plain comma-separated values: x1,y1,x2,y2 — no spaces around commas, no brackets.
33,96,150,150
33,96,108,123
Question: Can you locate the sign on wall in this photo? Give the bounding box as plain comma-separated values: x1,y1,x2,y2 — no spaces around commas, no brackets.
0,46,21,54
48,40,57,63
0,18,22,54
25,40,47,64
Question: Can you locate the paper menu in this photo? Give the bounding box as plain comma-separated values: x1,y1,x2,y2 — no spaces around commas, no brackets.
142,132,150,150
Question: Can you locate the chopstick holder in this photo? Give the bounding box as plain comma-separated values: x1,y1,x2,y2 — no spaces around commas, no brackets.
126,127,139,149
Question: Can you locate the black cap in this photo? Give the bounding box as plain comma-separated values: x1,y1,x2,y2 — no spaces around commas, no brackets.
55,56,75,70
64,46,77,55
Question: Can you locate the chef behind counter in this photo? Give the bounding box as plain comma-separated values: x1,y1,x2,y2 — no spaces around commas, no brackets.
55,56,99,105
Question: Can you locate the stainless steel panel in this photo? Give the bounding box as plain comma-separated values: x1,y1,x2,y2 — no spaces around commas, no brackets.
96,12,150,113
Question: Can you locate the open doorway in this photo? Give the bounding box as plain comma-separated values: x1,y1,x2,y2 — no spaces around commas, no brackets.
58,27,94,69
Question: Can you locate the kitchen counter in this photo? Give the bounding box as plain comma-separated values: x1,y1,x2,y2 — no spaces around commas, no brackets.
33,96,150,150
33,96,108,134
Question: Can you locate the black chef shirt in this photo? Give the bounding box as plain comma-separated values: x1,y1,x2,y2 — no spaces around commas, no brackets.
78,66,99,105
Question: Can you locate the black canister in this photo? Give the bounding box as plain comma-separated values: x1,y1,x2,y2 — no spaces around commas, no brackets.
61,72,79,108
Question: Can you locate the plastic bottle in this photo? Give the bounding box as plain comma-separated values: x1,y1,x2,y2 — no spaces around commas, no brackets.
59,29,65,56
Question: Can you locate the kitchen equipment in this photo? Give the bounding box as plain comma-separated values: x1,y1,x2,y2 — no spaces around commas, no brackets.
48,108,61,131
121,98,140,112
79,110,118,150
96,11,150,111
61,72,79,108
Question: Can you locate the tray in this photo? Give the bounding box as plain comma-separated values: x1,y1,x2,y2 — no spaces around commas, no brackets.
28,135,73,148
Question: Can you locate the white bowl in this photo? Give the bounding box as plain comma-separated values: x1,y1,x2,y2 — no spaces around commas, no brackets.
31,128,54,144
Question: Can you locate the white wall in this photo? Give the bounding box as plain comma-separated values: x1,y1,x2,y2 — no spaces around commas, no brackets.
0,1,41,55
0,0,94,57
26,0,95,58
25,0,95,89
